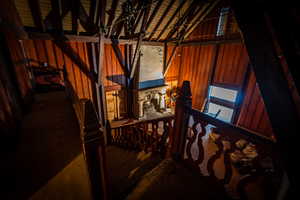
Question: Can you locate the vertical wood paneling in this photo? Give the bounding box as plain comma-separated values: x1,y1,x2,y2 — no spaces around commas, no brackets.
187,6,240,42
213,43,249,86
165,46,180,81
102,44,126,91
177,45,215,110
22,39,94,101
6,38,31,98
237,70,274,137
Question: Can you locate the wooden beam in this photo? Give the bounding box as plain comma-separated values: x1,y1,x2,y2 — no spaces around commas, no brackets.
130,34,142,79
232,64,251,124
54,38,97,82
111,38,129,77
183,0,220,40
27,0,45,31
267,7,300,96
0,0,28,39
170,37,242,46
148,0,176,40
231,0,300,192
104,38,164,45
130,0,151,79
96,0,106,31
163,42,167,73
49,0,63,32
106,0,120,36
27,31,99,42
164,44,178,76
89,0,97,25
203,43,219,113
131,9,144,35
155,0,187,41
165,0,199,40
145,0,163,32
78,3,99,33
96,35,107,127
71,0,80,34
26,31,165,44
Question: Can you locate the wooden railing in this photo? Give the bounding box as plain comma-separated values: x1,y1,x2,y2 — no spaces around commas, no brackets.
172,81,284,199
108,116,174,156
63,70,108,200
75,99,108,200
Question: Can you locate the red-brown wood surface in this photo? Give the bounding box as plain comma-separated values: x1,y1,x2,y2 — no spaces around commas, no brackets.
237,70,274,138
22,39,93,101
213,43,249,86
101,44,126,91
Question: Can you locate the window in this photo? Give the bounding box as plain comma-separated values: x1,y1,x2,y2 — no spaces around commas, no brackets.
216,7,230,36
205,85,238,123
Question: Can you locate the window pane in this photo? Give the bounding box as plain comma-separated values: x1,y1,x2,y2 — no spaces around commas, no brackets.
207,102,234,122
209,86,238,103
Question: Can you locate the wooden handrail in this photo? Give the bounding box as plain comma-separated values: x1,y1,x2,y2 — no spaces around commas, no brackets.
187,108,276,145
109,115,174,129
108,115,175,156
79,99,108,200
171,80,283,199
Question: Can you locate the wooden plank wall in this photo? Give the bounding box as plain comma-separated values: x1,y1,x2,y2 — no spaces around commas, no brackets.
0,0,32,138
213,43,248,86
164,4,275,137
5,38,32,101
165,43,274,137
102,44,126,91
22,39,93,101
21,40,126,120
237,70,274,138
0,38,24,137
187,5,240,41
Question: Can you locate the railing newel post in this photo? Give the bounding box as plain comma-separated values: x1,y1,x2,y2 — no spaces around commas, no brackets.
170,81,192,160
80,99,108,200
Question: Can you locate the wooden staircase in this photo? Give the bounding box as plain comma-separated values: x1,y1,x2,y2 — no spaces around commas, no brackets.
75,81,283,200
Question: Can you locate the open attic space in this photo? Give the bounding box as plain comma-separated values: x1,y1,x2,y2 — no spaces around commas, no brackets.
0,0,299,199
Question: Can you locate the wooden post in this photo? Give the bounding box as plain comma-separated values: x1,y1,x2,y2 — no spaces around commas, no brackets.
231,0,300,194
80,99,108,200
171,81,192,159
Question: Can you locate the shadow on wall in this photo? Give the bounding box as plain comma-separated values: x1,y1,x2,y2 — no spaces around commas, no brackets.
106,74,127,87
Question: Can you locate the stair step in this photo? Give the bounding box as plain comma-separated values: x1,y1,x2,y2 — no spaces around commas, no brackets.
125,159,231,200
106,146,162,200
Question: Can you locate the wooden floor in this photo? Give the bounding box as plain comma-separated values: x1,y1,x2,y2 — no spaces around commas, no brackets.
106,146,163,200
2,91,92,200
126,159,231,200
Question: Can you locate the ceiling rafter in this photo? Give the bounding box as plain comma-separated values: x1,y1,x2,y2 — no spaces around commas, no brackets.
183,0,221,40
89,0,97,26
27,0,45,31
44,0,70,30
78,3,99,33
71,0,80,34
131,4,144,35
147,0,176,40
174,4,205,41
144,0,163,32
165,0,199,41
155,0,187,41
106,0,120,37
49,0,63,32
130,0,152,79
95,0,106,32
110,0,139,38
